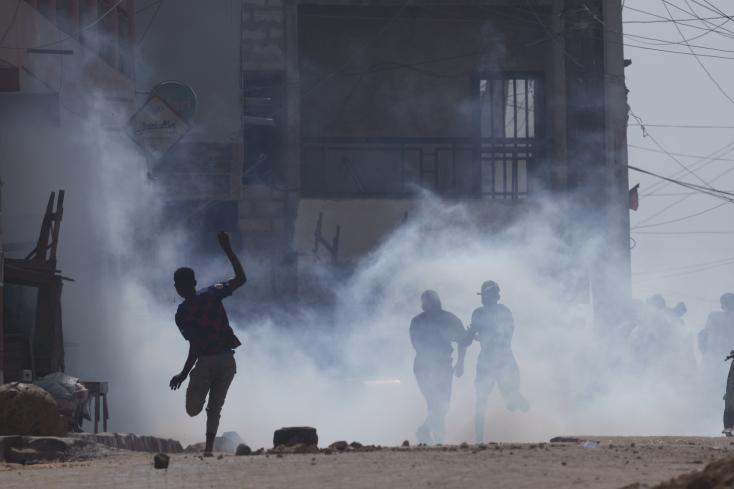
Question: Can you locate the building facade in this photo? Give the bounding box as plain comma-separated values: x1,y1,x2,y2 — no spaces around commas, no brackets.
0,0,136,383
238,0,630,321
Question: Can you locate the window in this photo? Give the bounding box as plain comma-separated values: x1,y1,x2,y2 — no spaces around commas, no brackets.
478,75,542,198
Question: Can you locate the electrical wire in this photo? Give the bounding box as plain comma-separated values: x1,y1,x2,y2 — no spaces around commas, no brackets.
633,201,729,229
624,5,734,40
628,165,734,201
0,0,22,44
136,0,163,47
633,254,734,276
630,143,734,162
634,230,734,235
661,0,734,37
625,14,733,23
0,0,126,50
635,256,734,280
661,0,734,106
685,0,734,34
630,110,715,191
629,123,734,129
635,140,734,197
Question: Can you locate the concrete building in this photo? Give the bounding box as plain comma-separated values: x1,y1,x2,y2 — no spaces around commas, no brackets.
235,0,631,322
0,0,136,383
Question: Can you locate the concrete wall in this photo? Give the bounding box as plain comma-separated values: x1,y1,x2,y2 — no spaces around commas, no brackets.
136,0,243,144
0,1,135,244
0,1,138,383
0,1,135,129
241,0,630,312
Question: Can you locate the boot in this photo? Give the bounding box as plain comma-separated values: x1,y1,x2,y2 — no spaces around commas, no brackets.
204,432,216,457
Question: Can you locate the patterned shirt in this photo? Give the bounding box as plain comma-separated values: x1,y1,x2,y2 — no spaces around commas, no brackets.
175,283,242,356
468,304,515,367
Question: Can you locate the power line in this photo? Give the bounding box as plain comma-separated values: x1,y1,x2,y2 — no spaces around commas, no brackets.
661,1,734,106
633,254,734,276
632,159,734,227
629,143,734,162
0,0,126,50
625,14,734,23
662,0,734,37
624,4,734,40
0,0,21,45
633,201,729,229
136,0,163,48
631,140,734,197
634,256,734,280
628,164,734,200
629,123,734,129
685,0,734,32
629,110,715,190
634,230,734,235
624,30,734,53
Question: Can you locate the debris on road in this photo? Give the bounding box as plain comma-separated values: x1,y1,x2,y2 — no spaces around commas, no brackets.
153,453,170,469
235,444,252,456
273,427,318,448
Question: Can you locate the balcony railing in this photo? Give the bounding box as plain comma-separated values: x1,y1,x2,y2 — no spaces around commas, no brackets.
301,136,540,199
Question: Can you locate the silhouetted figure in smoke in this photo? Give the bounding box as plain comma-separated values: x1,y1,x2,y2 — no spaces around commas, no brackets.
460,280,529,444
700,293,734,436
169,232,247,457
630,294,694,378
409,290,467,445
700,294,734,364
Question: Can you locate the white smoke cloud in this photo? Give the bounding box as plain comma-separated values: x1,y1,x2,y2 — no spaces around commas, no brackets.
3,108,724,447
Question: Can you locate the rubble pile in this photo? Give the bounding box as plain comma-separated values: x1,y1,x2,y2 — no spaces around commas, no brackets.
0,383,68,436
72,432,183,453
0,436,97,464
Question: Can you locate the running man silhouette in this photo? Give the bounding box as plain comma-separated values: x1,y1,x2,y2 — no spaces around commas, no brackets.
460,280,529,443
169,231,246,456
409,290,467,445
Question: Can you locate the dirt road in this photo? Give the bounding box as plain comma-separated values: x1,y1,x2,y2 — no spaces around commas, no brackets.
1,436,732,489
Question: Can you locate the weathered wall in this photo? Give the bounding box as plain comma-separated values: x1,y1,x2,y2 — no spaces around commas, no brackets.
238,0,630,312
136,0,243,144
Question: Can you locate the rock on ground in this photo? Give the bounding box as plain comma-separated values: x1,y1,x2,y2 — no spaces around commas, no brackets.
153,453,170,469
235,444,252,456
273,427,318,447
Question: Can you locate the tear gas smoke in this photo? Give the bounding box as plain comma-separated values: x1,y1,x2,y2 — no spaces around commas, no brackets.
3,106,723,447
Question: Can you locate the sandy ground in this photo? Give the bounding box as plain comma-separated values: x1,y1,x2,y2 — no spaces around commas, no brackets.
1,436,733,489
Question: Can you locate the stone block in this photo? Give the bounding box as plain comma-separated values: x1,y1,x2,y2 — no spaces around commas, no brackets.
153,453,169,469
273,427,318,448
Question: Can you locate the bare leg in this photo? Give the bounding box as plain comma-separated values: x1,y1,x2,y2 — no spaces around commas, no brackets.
475,379,494,444
498,361,529,413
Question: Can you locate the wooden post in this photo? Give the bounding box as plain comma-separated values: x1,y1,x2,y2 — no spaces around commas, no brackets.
94,393,100,433
102,393,108,432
